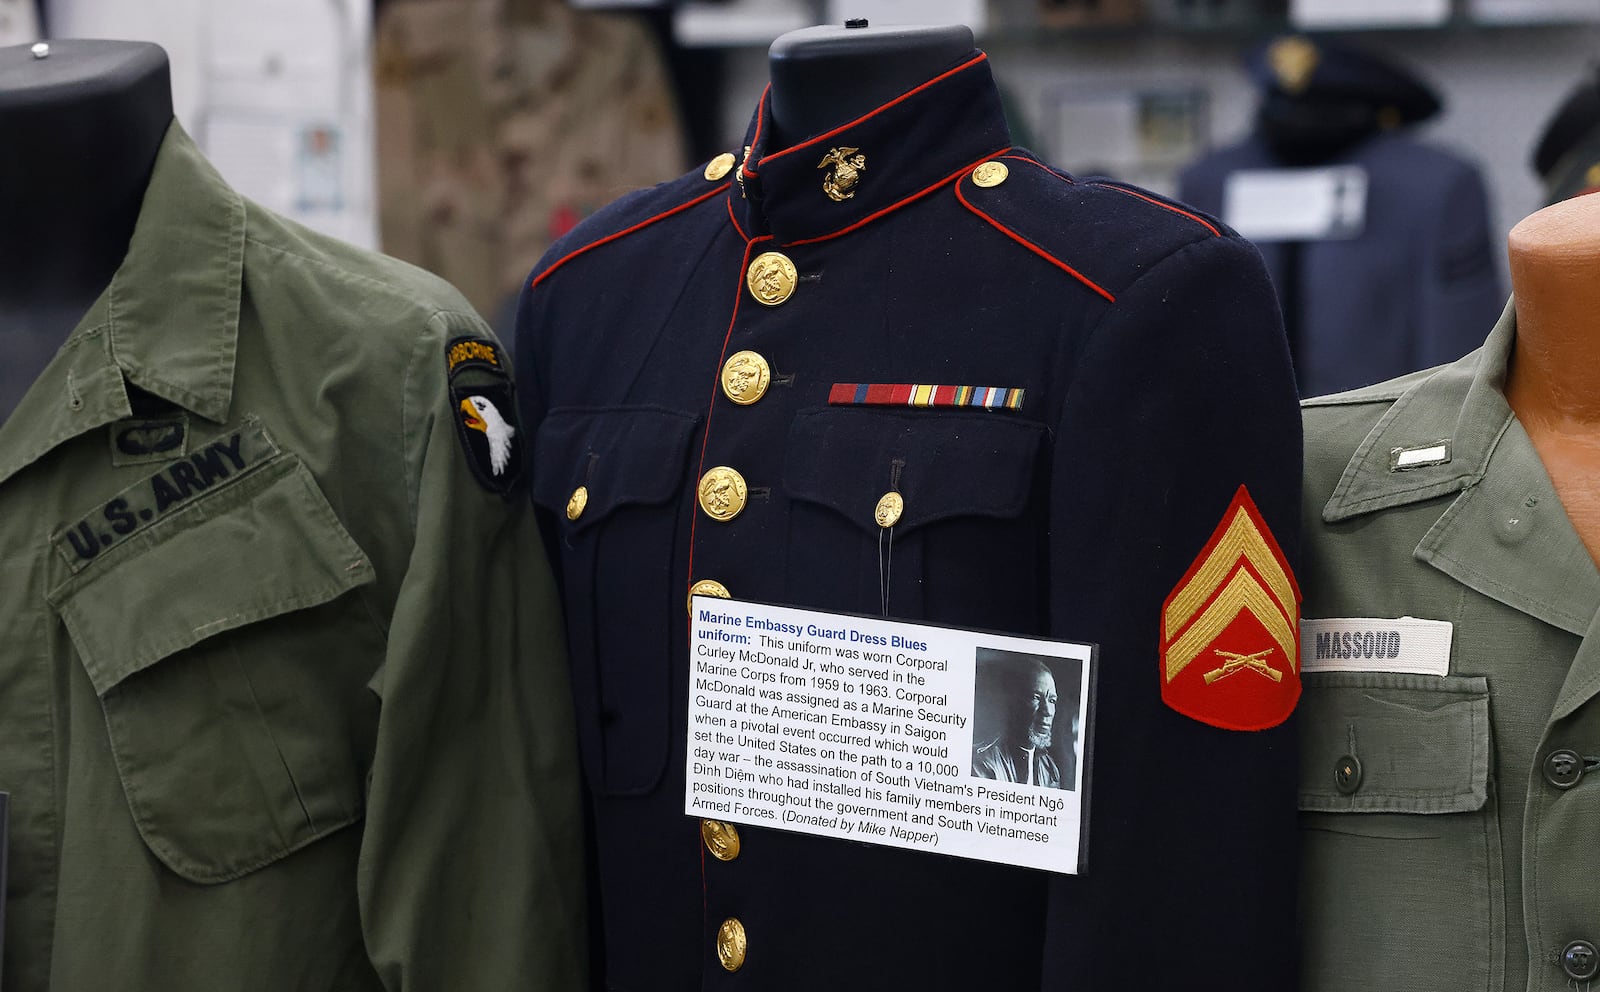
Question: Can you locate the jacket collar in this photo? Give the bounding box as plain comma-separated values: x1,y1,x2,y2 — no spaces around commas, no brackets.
1321,298,1517,524
729,51,1011,247
0,122,244,487
1320,298,1600,639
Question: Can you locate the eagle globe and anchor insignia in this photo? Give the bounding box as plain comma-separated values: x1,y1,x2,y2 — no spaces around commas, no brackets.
1161,485,1301,731
818,146,866,202
445,336,524,495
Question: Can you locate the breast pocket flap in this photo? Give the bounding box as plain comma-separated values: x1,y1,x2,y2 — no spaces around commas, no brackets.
532,406,700,532
785,408,1046,535
50,455,375,698
1298,672,1490,815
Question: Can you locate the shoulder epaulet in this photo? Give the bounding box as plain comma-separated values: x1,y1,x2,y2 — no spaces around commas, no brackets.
953,152,1232,303
528,156,734,290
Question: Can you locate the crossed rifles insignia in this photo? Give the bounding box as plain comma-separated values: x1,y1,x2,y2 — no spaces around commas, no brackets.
1160,486,1301,731
1204,649,1282,684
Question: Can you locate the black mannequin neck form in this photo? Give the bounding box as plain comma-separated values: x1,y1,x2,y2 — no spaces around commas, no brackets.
0,40,172,331
766,23,974,147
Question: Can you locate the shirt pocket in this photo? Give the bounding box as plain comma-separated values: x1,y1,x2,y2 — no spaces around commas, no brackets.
784,408,1048,626
48,453,378,884
531,406,699,796
1297,672,1498,992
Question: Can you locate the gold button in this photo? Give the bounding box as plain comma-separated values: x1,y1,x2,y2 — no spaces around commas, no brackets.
874,491,903,528
746,251,797,306
972,161,1008,188
688,579,731,614
701,819,741,860
705,152,736,182
721,350,772,405
697,467,748,522
1587,162,1600,188
716,917,747,972
566,486,588,521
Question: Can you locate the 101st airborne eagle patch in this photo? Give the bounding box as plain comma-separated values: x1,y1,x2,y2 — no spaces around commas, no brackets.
446,336,523,495
1161,485,1301,731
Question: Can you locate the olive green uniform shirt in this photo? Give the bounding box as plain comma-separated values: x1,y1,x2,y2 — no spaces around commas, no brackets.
0,124,586,990
1300,300,1600,992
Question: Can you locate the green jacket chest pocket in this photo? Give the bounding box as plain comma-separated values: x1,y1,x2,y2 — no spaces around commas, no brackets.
49,453,379,884
1297,672,1497,992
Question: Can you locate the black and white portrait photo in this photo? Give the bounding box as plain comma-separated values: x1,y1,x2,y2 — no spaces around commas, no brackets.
970,649,1083,791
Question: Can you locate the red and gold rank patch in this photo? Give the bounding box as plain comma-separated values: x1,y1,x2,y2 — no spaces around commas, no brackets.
1160,485,1301,731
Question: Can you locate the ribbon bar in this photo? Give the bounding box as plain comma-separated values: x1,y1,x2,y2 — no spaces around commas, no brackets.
828,383,1025,410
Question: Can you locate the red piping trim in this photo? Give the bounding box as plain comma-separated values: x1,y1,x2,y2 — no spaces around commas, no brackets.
687,231,771,910
1092,182,1221,238
726,196,748,243
685,231,772,611
740,84,770,179
787,147,1011,247
955,178,1116,304
1003,154,1074,184
755,54,989,171
529,183,729,289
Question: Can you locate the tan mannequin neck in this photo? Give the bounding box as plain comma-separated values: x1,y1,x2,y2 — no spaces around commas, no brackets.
1504,193,1600,561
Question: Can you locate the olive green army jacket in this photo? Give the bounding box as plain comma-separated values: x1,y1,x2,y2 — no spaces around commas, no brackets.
1299,301,1600,992
0,124,586,989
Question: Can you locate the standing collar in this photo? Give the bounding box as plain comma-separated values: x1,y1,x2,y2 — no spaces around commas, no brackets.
729,52,1012,246
0,121,244,487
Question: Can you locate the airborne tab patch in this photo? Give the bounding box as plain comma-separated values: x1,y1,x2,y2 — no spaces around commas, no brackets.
446,335,523,496
1160,485,1301,731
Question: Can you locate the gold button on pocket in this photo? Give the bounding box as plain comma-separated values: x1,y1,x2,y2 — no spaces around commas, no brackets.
688,579,731,614
874,491,904,528
697,467,748,522
701,818,741,861
717,917,748,972
746,252,797,306
704,152,736,182
565,486,588,521
721,351,772,405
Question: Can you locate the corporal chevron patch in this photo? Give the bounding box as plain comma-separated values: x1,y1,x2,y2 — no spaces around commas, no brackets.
1161,485,1301,731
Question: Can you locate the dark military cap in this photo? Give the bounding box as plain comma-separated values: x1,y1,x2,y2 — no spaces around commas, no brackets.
1245,35,1440,163
1532,67,1600,203
1248,34,1441,125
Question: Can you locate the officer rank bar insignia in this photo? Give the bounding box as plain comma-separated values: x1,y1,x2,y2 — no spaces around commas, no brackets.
1160,485,1301,731
828,383,1025,410
446,335,524,496
53,422,279,572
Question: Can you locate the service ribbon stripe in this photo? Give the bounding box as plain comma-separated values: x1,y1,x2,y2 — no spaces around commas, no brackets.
828,383,1026,410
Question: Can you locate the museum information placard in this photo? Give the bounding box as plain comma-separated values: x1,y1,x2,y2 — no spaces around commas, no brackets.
686,598,1096,874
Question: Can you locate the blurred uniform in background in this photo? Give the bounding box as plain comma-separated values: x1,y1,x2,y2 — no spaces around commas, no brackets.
1532,67,1600,204
374,0,688,333
1181,36,1504,398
